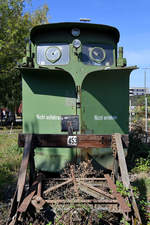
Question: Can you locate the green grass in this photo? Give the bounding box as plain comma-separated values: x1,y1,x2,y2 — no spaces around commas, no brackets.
132,174,150,224
0,133,22,200
132,173,150,199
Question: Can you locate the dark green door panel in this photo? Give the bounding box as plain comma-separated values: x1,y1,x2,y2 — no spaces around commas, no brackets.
23,70,76,134
81,70,130,135
81,70,130,169
22,70,77,172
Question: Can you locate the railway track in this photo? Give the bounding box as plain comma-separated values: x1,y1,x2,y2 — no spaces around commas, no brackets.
7,133,142,225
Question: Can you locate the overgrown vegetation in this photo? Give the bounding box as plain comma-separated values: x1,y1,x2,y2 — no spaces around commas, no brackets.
127,125,150,224
132,177,150,224
130,95,150,127
0,0,50,111
130,94,150,107
0,134,22,200
26,161,122,225
116,178,150,225
0,133,22,225
0,127,150,224
132,157,150,173
127,125,150,171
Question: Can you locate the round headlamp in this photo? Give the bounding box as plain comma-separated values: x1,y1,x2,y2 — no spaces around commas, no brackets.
73,39,81,49
90,47,106,63
45,46,61,63
71,28,80,37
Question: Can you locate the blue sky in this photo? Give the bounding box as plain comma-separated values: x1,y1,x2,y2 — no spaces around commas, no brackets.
25,0,150,89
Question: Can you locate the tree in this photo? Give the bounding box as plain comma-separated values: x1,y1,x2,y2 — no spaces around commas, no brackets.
130,95,150,106
0,0,49,112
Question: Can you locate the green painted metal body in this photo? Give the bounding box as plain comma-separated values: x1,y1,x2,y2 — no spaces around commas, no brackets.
21,22,136,171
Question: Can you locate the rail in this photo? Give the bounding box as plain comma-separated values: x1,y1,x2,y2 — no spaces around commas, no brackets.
7,133,141,225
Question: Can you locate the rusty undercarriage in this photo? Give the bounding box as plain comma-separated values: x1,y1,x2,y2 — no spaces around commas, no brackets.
7,133,142,225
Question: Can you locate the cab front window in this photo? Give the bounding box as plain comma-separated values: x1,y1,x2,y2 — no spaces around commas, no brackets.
82,44,114,66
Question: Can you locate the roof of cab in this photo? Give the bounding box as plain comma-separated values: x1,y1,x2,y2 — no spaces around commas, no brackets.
30,22,120,43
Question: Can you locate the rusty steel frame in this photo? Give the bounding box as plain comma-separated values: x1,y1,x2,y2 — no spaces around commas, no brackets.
7,133,142,225
112,134,142,224
7,134,34,225
46,199,118,204
104,174,130,221
17,174,43,213
44,178,73,195
78,181,115,199
17,183,37,213
43,177,107,181
18,133,128,148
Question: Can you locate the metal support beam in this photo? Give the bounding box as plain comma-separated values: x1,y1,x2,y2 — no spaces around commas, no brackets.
113,133,130,189
18,134,128,148
17,134,33,202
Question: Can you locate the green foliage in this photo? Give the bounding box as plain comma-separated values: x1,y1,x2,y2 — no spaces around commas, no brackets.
132,157,150,173
0,0,49,111
116,180,130,197
116,176,150,224
0,134,22,200
46,222,52,225
29,4,49,27
127,125,150,170
132,177,150,224
120,217,130,225
80,203,92,213
127,126,150,224
130,95,150,127
130,94,150,106
97,212,103,219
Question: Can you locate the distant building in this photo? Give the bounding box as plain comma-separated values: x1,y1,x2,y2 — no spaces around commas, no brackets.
129,87,150,96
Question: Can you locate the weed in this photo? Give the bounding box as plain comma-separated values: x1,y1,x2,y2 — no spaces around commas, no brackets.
116,180,130,197
0,134,22,200
132,177,150,224
97,212,103,219
127,125,150,171
120,217,130,225
131,157,150,173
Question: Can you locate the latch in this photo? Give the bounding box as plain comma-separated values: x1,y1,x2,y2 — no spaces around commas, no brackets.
76,86,81,108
